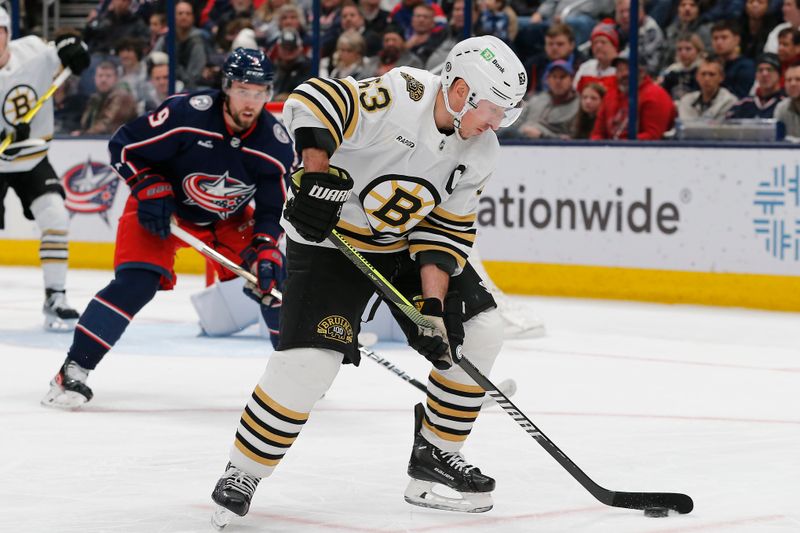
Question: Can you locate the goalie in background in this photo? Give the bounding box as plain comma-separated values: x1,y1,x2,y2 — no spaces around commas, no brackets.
0,15,90,331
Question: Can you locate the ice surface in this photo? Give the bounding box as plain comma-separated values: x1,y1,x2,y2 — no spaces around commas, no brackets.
1,266,799,532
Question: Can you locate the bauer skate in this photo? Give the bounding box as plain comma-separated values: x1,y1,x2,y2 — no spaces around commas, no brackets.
211,462,260,530
404,403,494,513
43,289,79,332
41,358,93,409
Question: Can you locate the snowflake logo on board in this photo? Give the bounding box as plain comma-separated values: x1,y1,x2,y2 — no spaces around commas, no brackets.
752,164,800,261
182,171,255,218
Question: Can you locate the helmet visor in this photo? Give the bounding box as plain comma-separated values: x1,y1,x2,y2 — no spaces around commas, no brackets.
468,97,523,129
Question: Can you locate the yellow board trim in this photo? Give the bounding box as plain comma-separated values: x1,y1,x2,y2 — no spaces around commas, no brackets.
0,239,206,273
483,261,800,312
234,439,280,467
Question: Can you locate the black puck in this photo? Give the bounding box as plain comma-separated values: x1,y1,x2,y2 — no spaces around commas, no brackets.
643,507,669,518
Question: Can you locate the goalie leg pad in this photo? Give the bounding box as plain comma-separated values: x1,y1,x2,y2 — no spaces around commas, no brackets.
191,277,260,337
229,347,343,478
421,308,504,453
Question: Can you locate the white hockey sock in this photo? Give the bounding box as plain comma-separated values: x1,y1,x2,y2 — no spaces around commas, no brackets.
421,309,504,452
31,193,70,292
230,347,343,478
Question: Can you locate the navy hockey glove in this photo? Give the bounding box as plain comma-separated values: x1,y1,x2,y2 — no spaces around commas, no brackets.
283,166,354,242
242,234,285,306
130,174,175,239
397,292,465,370
55,35,90,75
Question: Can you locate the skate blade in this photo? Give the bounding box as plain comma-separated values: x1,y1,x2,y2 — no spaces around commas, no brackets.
43,316,78,333
211,506,236,530
404,479,493,513
40,385,88,410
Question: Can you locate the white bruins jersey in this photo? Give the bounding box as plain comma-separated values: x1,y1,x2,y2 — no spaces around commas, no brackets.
0,36,61,172
283,67,498,274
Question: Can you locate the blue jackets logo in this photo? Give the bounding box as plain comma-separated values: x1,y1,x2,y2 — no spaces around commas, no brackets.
182,171,256,218
753,164,800,261
61,159,119,225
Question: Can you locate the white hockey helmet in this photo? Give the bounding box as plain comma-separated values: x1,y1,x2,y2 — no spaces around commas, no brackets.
441,36,527,130
0,7,9,32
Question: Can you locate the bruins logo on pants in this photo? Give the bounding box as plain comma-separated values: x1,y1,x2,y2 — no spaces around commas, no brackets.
317,315,353,344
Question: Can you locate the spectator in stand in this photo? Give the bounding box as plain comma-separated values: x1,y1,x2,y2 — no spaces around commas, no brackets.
765,0,800,54
390,0,447,39
614,0,665,76
252,0,292,47
84,0,149,54
154,1,211,89
591,51,676,140
142,53,175,113
520,0,613,59
699,0,746,24
272,29,313,100
54,78,89,135
777,27,800,74
116,38,149,108
426,0,472,69
775,61,800,138
330,30,376,78
504,60,579,139
711,19,756,98
213,0,255,40
660,32,704,101
574,19,618,93
76,60,137,135
740,0,781,58
727,52,786,117
406,4,447,64
368,25,424,75
527,23,583,94
338,3,383,57
148,12,168,54
664,0,712,65
360,0,391,34
476,0,518,45
572,82,607,138
677,55,738,120
320,0,345,58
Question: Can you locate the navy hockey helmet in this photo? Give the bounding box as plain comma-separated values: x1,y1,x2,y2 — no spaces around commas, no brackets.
222,47,274,87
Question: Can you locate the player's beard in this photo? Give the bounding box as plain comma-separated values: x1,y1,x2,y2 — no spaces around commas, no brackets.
224,98,259,132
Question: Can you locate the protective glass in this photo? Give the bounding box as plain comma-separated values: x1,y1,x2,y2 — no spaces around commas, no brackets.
467,97,523,128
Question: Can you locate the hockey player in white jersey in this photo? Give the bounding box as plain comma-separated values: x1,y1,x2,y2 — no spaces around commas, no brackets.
0,15,90,330
210,36,527,528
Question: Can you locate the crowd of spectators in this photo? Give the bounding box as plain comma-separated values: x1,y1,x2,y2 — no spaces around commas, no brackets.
40,0,800,140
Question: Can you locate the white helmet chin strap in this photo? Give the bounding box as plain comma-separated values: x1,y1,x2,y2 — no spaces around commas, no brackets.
442,83,471,136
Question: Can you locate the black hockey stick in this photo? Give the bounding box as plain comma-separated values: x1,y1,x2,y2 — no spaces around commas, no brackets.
328,229,694,515
167,222,521,403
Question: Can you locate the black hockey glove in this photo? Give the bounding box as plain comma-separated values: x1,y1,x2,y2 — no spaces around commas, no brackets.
0,123,31,159
283,166,354,242
130,174,175,239
55,35,90,75
397,292,465,370
242,234,285,307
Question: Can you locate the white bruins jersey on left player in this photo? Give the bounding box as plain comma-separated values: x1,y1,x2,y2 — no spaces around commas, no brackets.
0,35,61,172
283,67,498,275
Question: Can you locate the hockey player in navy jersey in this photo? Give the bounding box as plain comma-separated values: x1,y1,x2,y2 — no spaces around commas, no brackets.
41,48,295,410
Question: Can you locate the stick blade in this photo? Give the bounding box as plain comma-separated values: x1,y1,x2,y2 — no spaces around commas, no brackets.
610,491,694,514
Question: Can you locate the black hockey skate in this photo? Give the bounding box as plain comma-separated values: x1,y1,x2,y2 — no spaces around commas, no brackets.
41,358,93,410
211,462,261,530
404,403,495,513
43,289,79,332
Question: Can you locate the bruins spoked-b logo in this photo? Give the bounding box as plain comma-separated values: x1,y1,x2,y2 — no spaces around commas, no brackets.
3,84,37,126
361,175,441,234
316,315,353,344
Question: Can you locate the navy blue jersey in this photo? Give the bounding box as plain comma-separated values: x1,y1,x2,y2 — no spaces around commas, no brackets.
109,90,295,241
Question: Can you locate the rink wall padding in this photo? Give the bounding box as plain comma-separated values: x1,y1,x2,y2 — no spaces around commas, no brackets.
1,139,799,311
